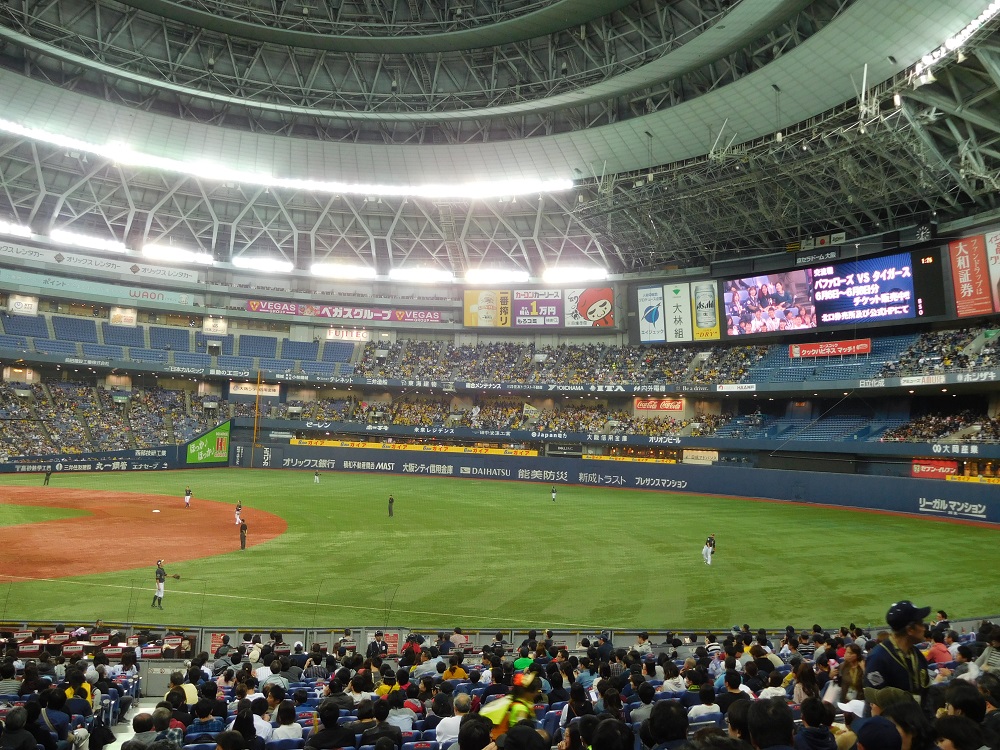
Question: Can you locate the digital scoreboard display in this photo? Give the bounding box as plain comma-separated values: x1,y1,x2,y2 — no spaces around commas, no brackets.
717,249,947,340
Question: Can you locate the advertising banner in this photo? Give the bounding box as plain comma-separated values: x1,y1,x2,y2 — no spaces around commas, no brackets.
7,294,38,316
230,383,281,398
637,285,666,343
634,398,685,412
109,306,137,327
0,240,202,283
985,230,1000,313
564,288,615,327
665,283,694,343
949,236,994,317
911,459,959,479
0,266,196,305
683,449,719,465
185,421,231,465
789,339,872,358
463,290,511,327
691,282,721,341
203,317,228,335
511,289,563,327
326,328,370,341
246,300,444,324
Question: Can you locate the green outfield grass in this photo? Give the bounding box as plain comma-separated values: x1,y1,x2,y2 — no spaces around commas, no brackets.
0,468,996,632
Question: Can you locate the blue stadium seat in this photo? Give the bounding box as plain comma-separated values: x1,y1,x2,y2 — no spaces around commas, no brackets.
34,339,78,355
148,326,191,351
264,740,304,750
238,334,278,358
281,339,319,360
0,314,48,338
102,321,145,347
0,334,28,350
82,344,123,360
128,348,168,363
52,316,98,343
322,341,355,362
195,332,234,355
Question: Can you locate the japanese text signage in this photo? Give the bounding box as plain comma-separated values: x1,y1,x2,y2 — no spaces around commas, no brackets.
949,235,994,317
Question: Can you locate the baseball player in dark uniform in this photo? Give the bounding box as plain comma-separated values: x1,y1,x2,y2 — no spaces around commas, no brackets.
240,520,248,550
152,559,179,609
388,495,394,518
551,486,557,502
184,486,192,509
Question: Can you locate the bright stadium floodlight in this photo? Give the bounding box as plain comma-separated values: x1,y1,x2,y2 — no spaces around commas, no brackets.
0,219,31,238
49,229,127,253
464,268,530,285
388,267,454,284
232,256,293,273
142,244,214,265
0,118,575,200
310,262,378,280
541,266,609,284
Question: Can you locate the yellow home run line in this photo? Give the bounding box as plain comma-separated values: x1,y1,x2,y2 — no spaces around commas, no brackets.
0,574,603,630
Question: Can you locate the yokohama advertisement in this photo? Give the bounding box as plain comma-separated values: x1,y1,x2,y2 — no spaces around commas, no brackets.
789,339,872,358
911,459,959,479
634,398,685,411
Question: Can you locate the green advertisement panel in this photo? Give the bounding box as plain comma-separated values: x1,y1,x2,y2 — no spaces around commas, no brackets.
186,421,231,464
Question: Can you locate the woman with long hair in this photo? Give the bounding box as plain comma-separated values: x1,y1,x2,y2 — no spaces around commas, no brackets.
560,682,595,728
793,662,820,704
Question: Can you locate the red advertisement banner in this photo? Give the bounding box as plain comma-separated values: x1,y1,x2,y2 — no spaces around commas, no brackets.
788,339,872,358
911,459,959,479
949,236,994,317
246,300,443,323
634,398,685,411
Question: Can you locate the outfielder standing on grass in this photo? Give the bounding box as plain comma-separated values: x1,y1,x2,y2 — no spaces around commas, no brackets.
702,533,716,565
152,559,180,609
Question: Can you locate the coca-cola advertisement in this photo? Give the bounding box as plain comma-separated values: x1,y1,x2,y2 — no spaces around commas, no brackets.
634,398,684,412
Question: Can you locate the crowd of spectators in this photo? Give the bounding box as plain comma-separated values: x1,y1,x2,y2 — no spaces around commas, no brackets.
691,346,770,384
880,411,980,442
0,383,56,458
882,329,984,376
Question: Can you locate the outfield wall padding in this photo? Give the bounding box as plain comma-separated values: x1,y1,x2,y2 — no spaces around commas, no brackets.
231,443,998,525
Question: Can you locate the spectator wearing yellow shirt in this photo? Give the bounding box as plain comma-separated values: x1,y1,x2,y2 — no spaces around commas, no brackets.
441,655,468,681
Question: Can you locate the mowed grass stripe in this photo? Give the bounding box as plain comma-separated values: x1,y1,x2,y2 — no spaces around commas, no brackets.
0,468,995,630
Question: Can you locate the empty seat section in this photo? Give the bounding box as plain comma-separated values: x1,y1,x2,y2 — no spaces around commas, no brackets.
149,326,191,351
260,358,295,372
102,322,146,348
129,348,168,363
217,356,254,371
301,361,335,375
52,316,99,343
1,314,49,338
281,339,319,360
238,335,277,358
195,332,234,355
0,334,28,350
35,339,79,355
82,344,124,359
173,352,211,367
322,341,355,362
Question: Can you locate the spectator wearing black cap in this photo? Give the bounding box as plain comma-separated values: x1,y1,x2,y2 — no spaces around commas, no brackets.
367,631,389,659
864,601,931,701
852,715,902,750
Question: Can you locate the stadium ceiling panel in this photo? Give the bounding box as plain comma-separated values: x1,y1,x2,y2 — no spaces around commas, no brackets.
0,0,995,275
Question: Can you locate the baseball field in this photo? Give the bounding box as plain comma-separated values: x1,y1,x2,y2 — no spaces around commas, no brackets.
0,467,995,632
